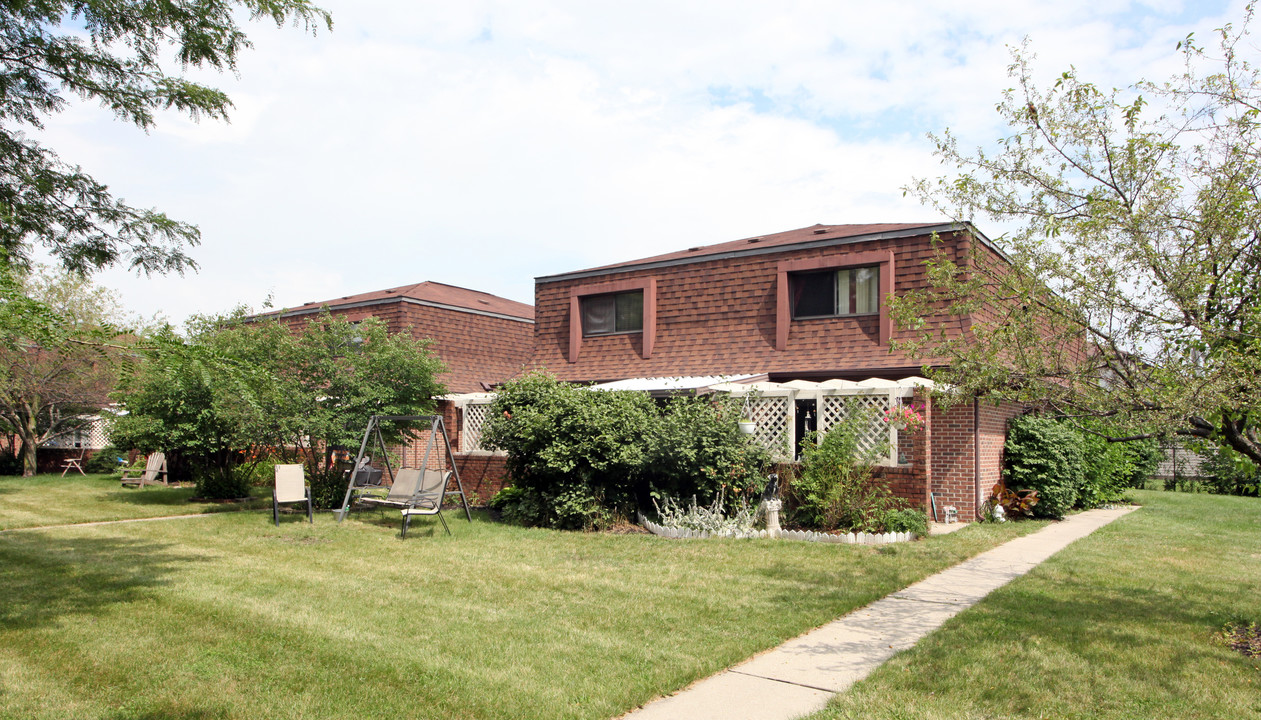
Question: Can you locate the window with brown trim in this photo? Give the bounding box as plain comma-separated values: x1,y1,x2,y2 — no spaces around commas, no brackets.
580,290,643,336
790,265,879,318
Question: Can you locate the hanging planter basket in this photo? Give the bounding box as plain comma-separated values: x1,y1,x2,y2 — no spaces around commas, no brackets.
738,420,757,435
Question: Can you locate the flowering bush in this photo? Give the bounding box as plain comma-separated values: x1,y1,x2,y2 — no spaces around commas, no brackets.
882,403,925,432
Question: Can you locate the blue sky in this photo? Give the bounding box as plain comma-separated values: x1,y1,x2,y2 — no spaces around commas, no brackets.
33,0,1245,325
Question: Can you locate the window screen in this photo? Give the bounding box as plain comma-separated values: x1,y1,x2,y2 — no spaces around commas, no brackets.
581,291,643,335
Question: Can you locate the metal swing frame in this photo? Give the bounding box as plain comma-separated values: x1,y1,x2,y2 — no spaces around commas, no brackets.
336,414,473,527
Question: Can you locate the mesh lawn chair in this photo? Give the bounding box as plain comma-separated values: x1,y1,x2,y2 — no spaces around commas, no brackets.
273,464,314,526
121,452,169,488
400,470,453,538
360,468,452,537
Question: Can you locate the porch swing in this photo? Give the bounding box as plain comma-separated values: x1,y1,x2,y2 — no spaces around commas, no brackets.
336,415,472,536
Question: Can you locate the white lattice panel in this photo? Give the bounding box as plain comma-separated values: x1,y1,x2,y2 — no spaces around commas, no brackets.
461,402,493,452
818,395,896,464
747,396,791,460
41,416,110,450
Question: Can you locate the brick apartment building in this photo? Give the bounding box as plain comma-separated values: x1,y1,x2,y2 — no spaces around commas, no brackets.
270,281,533,501
524,221,1024,520
276,222,1025,520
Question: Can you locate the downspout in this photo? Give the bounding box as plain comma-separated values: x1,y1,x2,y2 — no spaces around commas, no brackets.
973,398,981,519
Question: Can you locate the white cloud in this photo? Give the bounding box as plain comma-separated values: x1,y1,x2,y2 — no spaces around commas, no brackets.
32,0,1249,323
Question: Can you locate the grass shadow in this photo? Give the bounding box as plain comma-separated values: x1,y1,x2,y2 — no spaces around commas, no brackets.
0,531,207,630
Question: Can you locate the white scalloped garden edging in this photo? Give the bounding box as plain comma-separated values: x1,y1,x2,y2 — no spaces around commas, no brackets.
637,512,917,545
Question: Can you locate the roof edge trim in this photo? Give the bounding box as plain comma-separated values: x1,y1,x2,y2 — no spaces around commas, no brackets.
535,222,1005,283
275,296,535,324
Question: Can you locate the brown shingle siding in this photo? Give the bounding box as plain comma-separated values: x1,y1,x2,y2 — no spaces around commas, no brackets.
530,230,972,382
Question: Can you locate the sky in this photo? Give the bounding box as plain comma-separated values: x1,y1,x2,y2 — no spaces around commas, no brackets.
33,0,1245,325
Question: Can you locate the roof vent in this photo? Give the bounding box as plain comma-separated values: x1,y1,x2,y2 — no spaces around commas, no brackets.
812,228,829,235
478,299,490,305
748,237,762,243
687,246,703,252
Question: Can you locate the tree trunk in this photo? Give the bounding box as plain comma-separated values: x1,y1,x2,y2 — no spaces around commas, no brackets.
20,412,38,477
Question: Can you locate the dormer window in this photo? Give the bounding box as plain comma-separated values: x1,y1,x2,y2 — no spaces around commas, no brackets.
581,291,643,336
776,251,895,350
791,266,880,318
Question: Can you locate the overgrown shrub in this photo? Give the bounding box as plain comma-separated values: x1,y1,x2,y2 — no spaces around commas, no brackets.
1075,424,1162,505
84,446,126,474
481,372,773,531
1198,443,1260,496
0,448,23,475
1004,414,1083,518
193,465,252,500
489,486,548,526
643,395,771,503
309,465,348,510
786,408,904,532
881,507,929,536
480,372,654,530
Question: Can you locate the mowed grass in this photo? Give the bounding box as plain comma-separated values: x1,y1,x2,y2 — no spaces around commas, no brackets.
812,490,1261,720
0,474,267,530
0,486,1043,720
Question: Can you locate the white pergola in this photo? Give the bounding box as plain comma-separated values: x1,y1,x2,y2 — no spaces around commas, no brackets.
450,375,936,463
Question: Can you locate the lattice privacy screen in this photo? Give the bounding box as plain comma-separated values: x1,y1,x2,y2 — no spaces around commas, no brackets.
40,416,110,450
746,396,792,460
818,394,897,465
461,402,493,452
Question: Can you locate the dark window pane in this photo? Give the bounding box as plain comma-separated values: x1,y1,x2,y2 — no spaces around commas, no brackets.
615,292,643,332
582,295,615,335
793,271,835,317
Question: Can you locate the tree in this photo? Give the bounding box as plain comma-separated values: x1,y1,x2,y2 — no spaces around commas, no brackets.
895,7,1261,463
1,1,330,278
0,264,130,475
110,311,446,497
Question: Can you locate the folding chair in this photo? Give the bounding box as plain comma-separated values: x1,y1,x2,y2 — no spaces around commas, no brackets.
273,464,314,526
61,447,86,477
121,452,169,488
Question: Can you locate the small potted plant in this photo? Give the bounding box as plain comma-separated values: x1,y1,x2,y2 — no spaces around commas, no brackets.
738,417,757,435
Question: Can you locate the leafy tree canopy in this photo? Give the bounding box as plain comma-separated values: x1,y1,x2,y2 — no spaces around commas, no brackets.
110,310,445,496
0,264,132,475
0,1,330,276
894,6,1261,463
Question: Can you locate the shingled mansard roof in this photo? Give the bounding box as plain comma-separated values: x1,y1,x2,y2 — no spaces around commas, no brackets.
537,221,1000,282
272,281,534,323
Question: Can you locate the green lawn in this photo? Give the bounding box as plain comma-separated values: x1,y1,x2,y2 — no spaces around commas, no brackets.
811,490,1261,720
0,479,1043,720
0,474,268,530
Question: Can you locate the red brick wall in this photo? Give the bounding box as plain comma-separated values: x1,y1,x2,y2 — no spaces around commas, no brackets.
281,300,533,393
928,398,1024,521
452,452,511,505
530,230,987,382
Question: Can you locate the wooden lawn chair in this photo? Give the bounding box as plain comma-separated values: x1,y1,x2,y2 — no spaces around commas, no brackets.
121,452,169,488
273,464,314,526
61,447,86,477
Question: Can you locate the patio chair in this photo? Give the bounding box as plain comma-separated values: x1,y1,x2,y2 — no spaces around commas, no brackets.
120,452,169,488
273,464,314,526
60,446,86,477
400,470,453,538
359,468,452,537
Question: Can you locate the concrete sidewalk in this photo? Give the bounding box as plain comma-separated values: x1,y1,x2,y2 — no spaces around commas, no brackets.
622,507,1137,720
